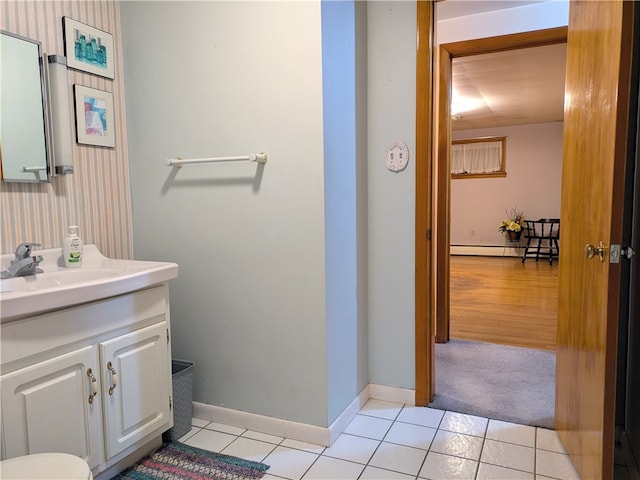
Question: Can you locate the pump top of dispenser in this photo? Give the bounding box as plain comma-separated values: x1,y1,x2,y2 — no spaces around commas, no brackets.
68,225,79,236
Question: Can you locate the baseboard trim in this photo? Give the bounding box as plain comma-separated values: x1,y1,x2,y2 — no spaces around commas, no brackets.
451,245,519,257
193,402,333,446
328,385,370,445
369,384,415,405
192,384,416,447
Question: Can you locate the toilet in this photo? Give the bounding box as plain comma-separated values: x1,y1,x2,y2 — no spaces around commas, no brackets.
0,453,93,480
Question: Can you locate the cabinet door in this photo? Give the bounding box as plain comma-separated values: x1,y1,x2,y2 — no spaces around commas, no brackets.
100,321,171,459
1,345,103,468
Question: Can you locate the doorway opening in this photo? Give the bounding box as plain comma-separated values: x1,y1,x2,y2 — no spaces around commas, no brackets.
415,18,568,426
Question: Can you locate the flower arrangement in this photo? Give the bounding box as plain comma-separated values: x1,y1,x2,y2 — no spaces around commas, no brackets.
498,207,525,233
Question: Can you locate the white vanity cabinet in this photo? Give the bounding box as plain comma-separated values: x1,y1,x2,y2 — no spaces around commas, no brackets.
100,321,170,459
1,344,104,468
0,284,173,475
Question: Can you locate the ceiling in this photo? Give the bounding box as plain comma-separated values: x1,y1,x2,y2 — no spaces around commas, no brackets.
437,0,567,132
437,0,549,20
451,43,567,131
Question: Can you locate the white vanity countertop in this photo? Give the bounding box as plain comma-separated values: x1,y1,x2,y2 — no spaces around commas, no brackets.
0,245,178,323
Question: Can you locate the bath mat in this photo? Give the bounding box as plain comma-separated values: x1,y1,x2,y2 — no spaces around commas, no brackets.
112,441,270,480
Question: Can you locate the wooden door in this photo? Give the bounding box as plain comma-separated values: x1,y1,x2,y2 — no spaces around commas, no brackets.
556,1,635,479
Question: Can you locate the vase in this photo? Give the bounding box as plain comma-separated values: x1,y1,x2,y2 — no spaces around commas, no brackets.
507,230,522,241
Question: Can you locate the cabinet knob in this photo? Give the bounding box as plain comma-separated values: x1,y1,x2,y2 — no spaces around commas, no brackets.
107,361,118,395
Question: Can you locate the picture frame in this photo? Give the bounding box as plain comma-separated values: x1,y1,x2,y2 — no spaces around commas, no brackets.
63,17,114,79
74,85,115,148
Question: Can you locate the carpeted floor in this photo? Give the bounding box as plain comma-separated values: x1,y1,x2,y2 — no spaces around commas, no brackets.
112,441,270,480
429,339,555,429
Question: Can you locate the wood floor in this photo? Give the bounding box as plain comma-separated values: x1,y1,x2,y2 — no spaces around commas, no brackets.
449,255,559,350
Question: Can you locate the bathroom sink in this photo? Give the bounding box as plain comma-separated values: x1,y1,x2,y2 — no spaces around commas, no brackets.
0,245,178,322
0,268,120,293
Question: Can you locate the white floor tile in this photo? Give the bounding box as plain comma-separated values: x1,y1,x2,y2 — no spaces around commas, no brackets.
190,408,583,480
192,417,210,428
177,426,202,442
476,462,534,479
384,421,437,450
344,414,392,440
262,446,319,480
440,411,488,438
221,436,276,462
418,451,478,480
242,430,284,444
536,428,567,453
369,441,427,476
281,438,326,454
396,406,445,428
430,429,484,461
302,455,364,480
359,399,403,420
360,465,415,479
204,421,245,436
536,448,581,480
480,439,535,473
322,433,380,464
486,419,536,447
183,428,236,452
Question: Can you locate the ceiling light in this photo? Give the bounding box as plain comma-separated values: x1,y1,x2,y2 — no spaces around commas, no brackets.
451,89,484,115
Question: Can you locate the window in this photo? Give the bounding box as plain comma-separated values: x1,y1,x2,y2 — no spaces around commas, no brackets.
451,136,506,179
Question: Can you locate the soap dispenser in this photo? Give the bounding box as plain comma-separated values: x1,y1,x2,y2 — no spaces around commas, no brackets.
63,225,83,268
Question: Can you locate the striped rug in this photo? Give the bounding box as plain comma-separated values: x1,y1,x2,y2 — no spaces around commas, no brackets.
112,441,270,480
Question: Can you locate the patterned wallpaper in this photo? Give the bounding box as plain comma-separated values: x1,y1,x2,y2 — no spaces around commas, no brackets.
1,1,133,259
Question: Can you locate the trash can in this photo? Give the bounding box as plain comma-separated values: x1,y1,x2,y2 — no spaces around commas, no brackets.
163,359,194,442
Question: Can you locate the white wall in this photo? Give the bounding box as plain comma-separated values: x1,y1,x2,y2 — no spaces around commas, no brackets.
321,1,368,423
451,122,564,246
121,1,330,426
366,1,417,389
120,0,571,428
436,1,570,45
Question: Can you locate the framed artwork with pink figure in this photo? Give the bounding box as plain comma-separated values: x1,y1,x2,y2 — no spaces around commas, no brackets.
73,85,115,147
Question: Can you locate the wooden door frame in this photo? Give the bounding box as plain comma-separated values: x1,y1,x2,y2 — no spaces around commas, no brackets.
414,0,435,406
414,23,568,404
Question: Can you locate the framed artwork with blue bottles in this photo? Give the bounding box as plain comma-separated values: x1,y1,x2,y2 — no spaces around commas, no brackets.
63,17,114,80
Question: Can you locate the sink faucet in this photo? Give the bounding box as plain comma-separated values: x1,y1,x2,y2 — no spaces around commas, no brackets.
1,243,44,278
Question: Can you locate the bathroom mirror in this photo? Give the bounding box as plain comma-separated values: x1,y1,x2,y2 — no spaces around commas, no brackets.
1,31,50,182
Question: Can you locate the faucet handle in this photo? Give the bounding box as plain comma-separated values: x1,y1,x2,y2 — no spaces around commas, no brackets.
15,243,42,258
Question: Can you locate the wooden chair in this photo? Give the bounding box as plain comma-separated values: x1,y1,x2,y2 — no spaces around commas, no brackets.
521,218,560,265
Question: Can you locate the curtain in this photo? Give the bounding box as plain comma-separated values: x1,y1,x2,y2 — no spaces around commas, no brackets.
451,140,502,174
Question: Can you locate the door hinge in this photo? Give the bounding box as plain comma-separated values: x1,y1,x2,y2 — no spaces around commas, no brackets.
166,329,170,344
427,229,432,241
169,396,172,411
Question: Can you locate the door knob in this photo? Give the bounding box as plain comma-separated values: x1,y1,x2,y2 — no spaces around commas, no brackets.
585,242,606,262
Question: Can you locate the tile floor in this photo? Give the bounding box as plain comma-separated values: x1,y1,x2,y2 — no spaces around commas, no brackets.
179,400,581,480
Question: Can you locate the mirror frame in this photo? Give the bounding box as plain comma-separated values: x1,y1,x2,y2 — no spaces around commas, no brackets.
1,30,52,183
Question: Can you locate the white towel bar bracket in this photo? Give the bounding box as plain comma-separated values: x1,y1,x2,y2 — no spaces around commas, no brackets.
165,153,268,168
